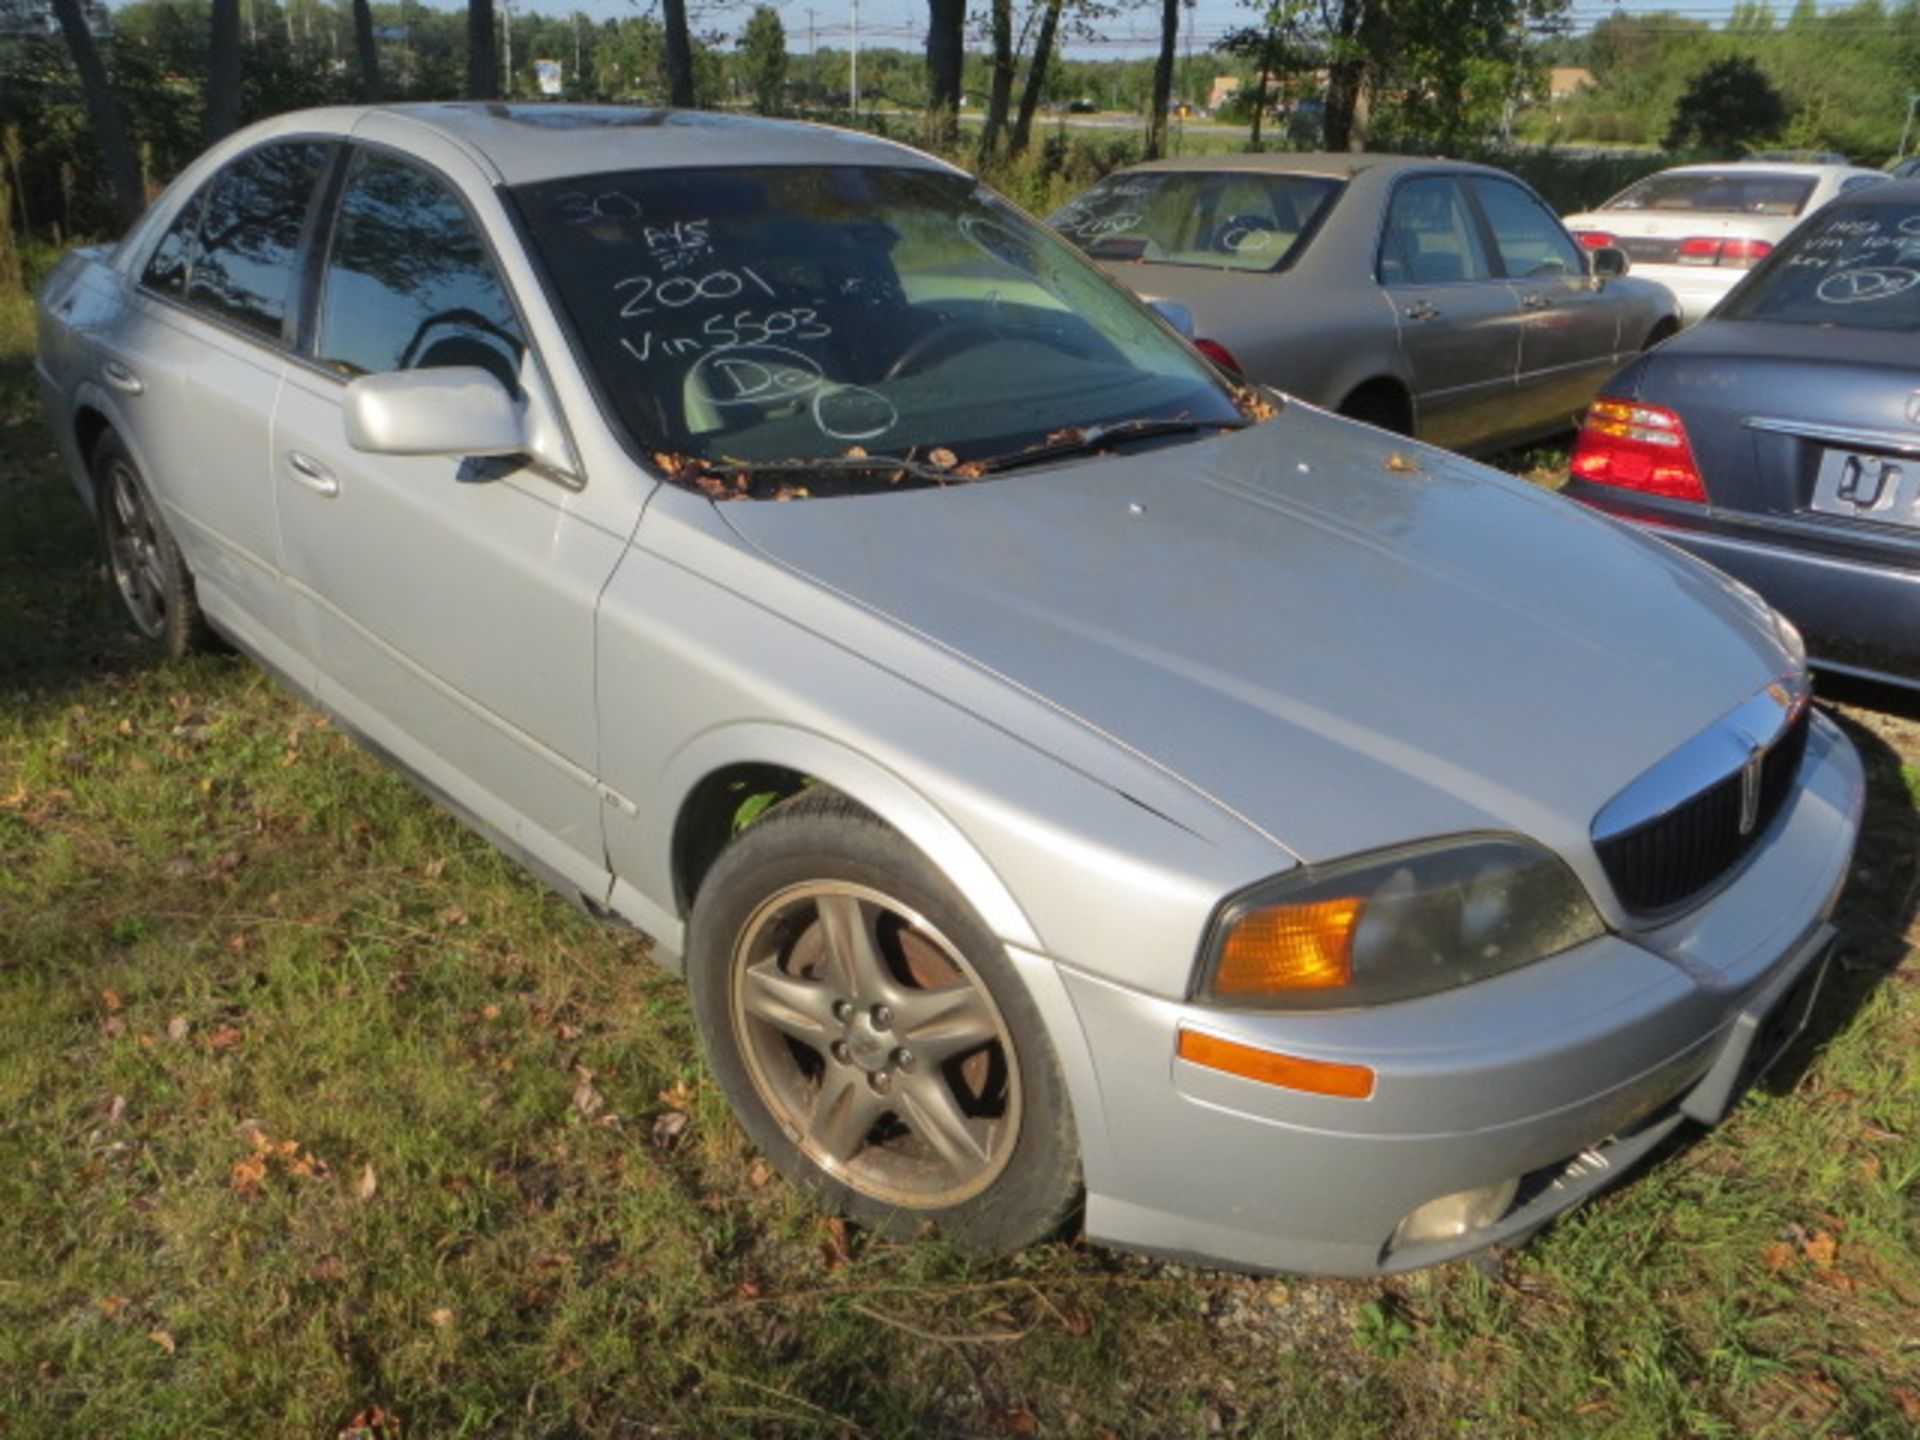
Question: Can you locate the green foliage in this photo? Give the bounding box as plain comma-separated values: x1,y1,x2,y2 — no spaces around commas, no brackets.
736,5,788,116
1664,54,1790,156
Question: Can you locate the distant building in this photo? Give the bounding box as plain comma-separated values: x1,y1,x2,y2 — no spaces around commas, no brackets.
1208,75,1241,112
1549,67,1595,102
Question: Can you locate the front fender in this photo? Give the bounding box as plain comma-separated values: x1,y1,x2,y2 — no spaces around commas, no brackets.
615,720,1042,969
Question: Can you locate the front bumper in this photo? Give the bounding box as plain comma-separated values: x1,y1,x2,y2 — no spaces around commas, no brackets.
1039,711,1862,1276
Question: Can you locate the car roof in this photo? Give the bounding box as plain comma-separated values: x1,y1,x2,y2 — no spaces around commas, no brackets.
1647,161,1881,180
250,103,961,185
1115,152,1510,181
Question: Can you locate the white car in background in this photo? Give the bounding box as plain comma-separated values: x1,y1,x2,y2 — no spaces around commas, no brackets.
1564,162,1888,323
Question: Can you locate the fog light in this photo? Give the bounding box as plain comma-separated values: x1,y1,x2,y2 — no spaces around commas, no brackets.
1392,1177,1520,1248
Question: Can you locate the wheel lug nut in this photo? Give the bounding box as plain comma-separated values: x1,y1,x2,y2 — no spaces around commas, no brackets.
894,1048,914,1070
872,1005,893,1030
867,1072,891,1094
829,1041,851,1065
832,1001,853,1023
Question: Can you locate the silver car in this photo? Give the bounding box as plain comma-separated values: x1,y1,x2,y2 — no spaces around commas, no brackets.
35,105,1861,1276
1564,162,1889,324
1048,154,1680,455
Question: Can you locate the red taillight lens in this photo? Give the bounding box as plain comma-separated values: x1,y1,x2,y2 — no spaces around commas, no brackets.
1575,230,1617,250
1677,236,1773,268
1194,337,1243,376
1570,399,1708,503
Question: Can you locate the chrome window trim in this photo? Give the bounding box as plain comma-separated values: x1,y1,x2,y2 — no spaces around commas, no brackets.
1591,672,1811,843
1743,415,1920,459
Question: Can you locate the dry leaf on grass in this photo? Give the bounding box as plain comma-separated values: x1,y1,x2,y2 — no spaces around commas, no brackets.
1802,1231,1839,1268
1761,1242,1797,1271
358,1163,378,1201
651,1110,689,1150
165,1016,189,1042
147,1329,176,1355
571,1066,606,1120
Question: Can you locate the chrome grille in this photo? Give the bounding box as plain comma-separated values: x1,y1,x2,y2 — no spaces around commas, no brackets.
1595,703,1810,914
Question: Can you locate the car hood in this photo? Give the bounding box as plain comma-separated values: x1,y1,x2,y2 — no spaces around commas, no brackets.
717,408,1791,876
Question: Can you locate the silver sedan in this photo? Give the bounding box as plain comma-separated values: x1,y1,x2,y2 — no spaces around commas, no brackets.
35,105,1859,1276
1048,153,1681,455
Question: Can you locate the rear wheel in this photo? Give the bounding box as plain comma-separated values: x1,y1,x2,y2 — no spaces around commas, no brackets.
687,791,1080,1253
93,431,213,659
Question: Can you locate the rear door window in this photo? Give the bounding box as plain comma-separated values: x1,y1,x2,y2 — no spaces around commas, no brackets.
1378,177,1492,286
182,141,333,342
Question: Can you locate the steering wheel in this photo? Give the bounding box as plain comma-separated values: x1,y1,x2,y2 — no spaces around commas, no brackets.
882,322,1002,382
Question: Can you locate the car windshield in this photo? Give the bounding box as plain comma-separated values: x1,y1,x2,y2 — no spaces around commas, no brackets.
1046,171,1342,272
1717,198,1920,331
512,165,1243,487
1602,171,1817,217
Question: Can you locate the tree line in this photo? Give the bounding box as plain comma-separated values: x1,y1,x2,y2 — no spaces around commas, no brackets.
5,0,1918,247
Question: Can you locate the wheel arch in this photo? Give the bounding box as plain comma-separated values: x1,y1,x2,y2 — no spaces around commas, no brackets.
651,722,1043,956
1337,375,1416,435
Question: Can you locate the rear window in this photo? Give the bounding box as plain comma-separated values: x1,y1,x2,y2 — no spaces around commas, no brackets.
1602,171,1817,217
1047,171,1342,272
1718,200,1920,330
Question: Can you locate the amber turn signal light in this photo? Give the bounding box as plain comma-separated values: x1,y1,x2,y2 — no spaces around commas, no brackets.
1212,897,1362,995
1176,1028,1376,1100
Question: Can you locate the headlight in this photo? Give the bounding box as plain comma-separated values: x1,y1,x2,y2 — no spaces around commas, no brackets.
1195,836,1604,1010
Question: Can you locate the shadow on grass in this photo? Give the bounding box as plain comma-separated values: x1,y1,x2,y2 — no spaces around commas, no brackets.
0,338,162,700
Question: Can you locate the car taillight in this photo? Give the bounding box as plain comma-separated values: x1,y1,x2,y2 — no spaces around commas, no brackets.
1570,399,1708,503
1677,236,1773,268
1574,230,1617,250
1194,337,1243,377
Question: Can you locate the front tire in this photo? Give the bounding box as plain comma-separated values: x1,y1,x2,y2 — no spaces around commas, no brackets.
687,791,1080,1253
93,431,213,659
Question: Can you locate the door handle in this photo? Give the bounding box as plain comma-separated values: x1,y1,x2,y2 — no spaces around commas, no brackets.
1521,292,1551,311
285,451,340,498
1403,301,1440,322
100,360,144,395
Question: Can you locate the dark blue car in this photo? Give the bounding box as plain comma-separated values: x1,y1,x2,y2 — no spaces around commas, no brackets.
1566,181,1920,691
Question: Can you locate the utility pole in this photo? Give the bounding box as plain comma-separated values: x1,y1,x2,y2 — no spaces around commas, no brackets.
1902,93,1920,159
850,0,859,112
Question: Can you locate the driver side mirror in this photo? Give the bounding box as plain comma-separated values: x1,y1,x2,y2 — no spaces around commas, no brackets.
1588,246,1629,280
344,366,528,458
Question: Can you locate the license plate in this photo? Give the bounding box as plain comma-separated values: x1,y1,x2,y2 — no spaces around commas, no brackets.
1809,447,1920,528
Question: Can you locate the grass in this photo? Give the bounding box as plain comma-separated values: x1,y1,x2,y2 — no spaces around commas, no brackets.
2,285,1919,1437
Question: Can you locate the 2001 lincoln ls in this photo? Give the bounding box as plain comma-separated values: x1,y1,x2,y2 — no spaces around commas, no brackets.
34,104,1863,1275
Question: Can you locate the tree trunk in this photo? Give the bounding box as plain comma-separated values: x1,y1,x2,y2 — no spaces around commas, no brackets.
352,0,381,101
49,0,144,225
977,0,1014,159
924,0,965,147
1250,51,1268,149
1147,0,1178,159
467,0,499,98
207,0,242,142
1010,0,1063,154
662,0,696,106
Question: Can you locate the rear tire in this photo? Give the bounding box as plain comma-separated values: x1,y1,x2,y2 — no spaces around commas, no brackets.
687,791,1081,1254
93,431,213,660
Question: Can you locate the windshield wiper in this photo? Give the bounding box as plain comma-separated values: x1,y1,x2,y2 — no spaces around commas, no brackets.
709,454,961,485
974,417,1248,476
